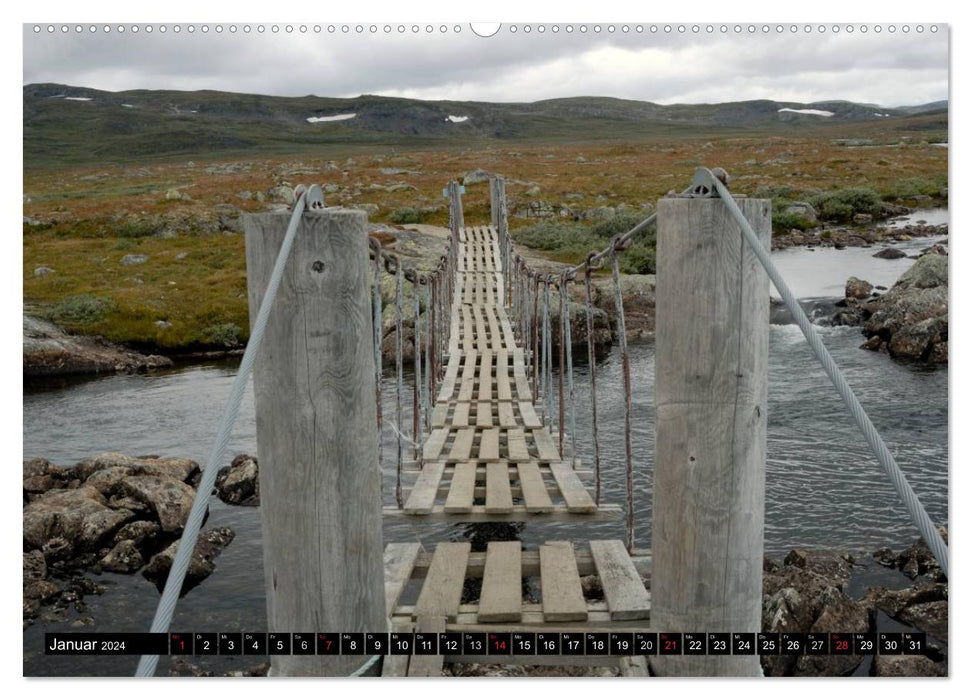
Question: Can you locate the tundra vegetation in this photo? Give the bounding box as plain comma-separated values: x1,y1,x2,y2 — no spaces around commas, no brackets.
24,112,947,353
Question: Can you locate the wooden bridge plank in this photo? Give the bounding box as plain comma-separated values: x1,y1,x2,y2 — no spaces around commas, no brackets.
475,401,493,428
497,402,516,428
478,541,523,622
517,462,554,513
415,542,471,622
479,428,500,462
478,350,493,402
423,428,448,461
403,461,447,514
407,615,446,677
550,463,597,513
449,428,475,462
519,401,542,428
533,429,561,462
431,404,448,428
384,542,422,618
507,428,530,462
485,463,513,513
452,401,470,427
589,540,651,621
539,541,588,622
444,463,476,513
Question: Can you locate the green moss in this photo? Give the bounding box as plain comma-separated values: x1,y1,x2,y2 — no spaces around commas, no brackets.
51,293,115,326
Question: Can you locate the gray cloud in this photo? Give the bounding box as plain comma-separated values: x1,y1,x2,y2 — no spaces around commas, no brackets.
22,24,949,107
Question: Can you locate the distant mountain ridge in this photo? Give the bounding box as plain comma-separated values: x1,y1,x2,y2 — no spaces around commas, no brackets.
23,83,948,165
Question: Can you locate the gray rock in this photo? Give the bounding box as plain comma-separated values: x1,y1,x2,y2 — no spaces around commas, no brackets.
24,550,47,582
784,202,818,224
266,185,295,204
155,320,172,329
99,539,144,573
75,453,200,483
873,247,906,259
34,266,54,277
120,254,149,266
216,456,260,506
24,580,61,605
23,486,133,555
872,655,946,677
323,183,340,194
113,520,161,546
165,189,182,200
463,169,494,185
845,276,873,300
142,527,235,594
118,476,196,533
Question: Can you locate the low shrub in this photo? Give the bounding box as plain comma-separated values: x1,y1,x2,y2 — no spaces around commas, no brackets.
51,293,114,326
809,188,882,223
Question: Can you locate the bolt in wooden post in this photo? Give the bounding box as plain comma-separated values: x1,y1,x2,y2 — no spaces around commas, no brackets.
651,196,771,676
244,208,385,676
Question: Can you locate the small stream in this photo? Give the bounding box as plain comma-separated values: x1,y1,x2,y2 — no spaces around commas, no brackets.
23,209,948,676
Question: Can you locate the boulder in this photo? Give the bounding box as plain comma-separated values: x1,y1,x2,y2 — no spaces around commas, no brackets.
887,316,947,363
873,247,906,259
872,655,946,677
74,453,199,485
266,185,295,204
845,276,873,300
142,527,235,594
215,455,260,506
113,519,161,546
784,202,818,224
99,539,144,574
118,476,196,533
463,169,494,185
120,254,149,266
24,550,47,582
23,580,61,605
23,486,133,556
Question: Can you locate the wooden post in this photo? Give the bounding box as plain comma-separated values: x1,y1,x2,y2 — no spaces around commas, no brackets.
447,180,465,235
244,209,385,676
489,178,499,229
651,196,771,676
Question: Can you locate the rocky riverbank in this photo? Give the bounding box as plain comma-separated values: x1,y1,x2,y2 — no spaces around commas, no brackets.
24,314,172,378
830,247,948,366
22,453,259,628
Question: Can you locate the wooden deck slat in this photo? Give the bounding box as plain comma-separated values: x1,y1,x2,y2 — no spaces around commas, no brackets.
423,428,448,461
533,428,561,462
443,463,476,513
479,428,500,462
403,461,446,514
449,428,475,461
589,540,652,621
475,401,493,428
384,542,422,618
407,615,446,677
519,401,542,428
517,462,554,513
477,541,522,622
431,404,448,428
452,402,470,427
414,542,471,622
539,541,588,622
497,402,516,428
485,463,513,513
507,428,530,462
550,463,597,513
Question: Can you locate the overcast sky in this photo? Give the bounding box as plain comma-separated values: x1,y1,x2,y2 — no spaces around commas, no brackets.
22,23,949,108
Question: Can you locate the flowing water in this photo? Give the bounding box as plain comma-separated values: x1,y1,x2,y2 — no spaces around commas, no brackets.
23,211,948,676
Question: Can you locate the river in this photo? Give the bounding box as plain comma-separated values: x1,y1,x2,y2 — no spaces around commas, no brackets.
23,212,948,676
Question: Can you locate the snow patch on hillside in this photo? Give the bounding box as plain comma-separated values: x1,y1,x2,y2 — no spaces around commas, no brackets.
307,113,357,123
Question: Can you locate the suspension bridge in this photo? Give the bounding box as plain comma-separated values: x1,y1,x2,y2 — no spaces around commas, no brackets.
133,169,948,678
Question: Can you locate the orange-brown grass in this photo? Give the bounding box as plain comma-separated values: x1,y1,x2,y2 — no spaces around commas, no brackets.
23,124,947,351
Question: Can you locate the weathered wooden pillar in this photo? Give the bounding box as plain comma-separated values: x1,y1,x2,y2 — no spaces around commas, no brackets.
244,209,385,676
651,196,771,676
446,180,465,235
490,175,509,302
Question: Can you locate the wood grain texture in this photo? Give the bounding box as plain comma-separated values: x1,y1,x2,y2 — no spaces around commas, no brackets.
539,541,588,622
245,209,384,676
478,541,523,622
415,542,471,621
651,197,769,676
484,463,513,513
589,540,651,620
